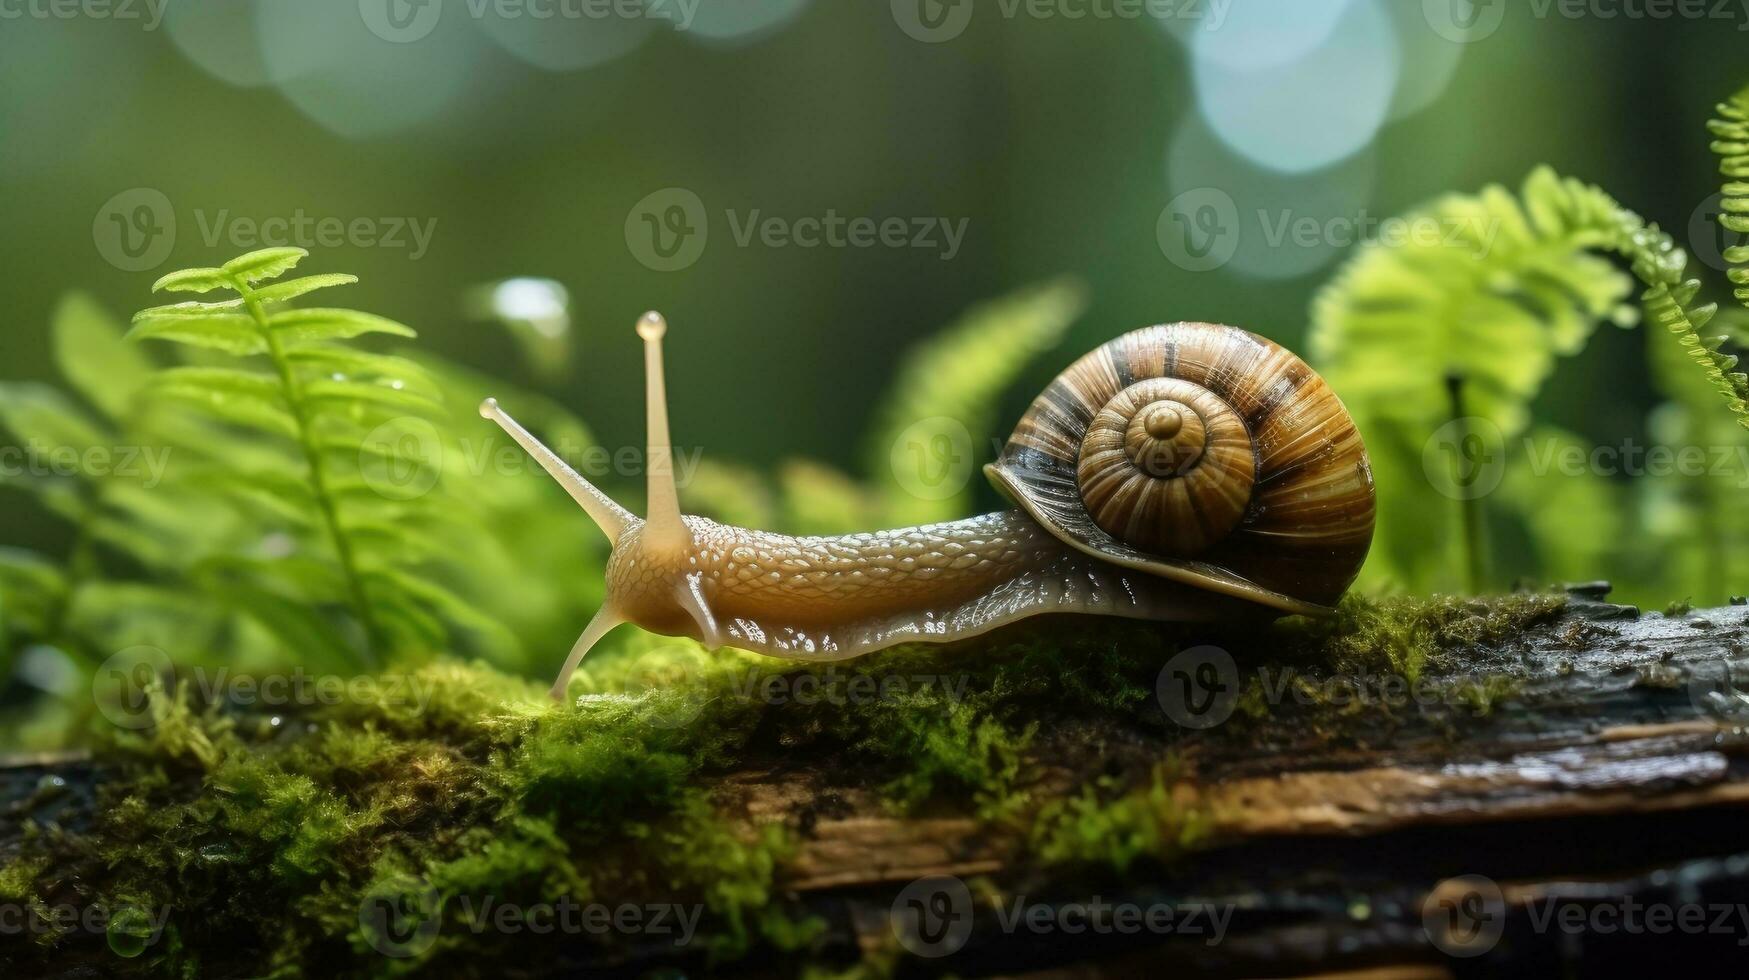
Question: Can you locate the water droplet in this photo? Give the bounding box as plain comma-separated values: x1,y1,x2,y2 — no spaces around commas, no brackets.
107,905,159,958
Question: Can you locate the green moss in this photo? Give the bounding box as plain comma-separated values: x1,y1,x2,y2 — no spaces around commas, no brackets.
1447,675,1524,716
0,593,1572,974
1031,764,1214,872
1279,592,1566,681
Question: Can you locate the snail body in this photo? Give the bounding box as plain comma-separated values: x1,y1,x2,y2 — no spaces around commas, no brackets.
483,314,1374,701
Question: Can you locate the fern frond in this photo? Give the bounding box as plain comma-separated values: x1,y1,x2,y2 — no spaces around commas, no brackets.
1709,85,1749,309
1313,166,1749,435
125,251,514,665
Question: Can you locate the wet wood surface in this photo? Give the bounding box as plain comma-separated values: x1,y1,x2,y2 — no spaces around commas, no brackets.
717,588,1749,976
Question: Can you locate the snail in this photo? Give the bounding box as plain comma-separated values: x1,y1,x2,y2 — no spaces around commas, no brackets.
481,313,1375,701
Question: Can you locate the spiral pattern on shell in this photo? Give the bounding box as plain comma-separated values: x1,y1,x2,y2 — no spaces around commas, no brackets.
985,323,1374,613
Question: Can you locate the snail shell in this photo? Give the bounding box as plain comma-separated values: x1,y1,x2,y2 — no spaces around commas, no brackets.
985,323,1375,614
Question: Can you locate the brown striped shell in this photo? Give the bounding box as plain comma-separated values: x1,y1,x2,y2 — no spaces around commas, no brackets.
984,323,1374,615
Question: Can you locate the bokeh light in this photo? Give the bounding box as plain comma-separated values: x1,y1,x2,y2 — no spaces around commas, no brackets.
1167,114,1376,281
163,0,282,89
1179,0,1355,71
670,0,811,46
474,3,656,72
1192,0,1400,173
257,0,489,139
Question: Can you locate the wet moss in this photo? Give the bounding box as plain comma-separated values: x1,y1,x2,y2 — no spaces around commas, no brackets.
1274,592,1567,681
1031,763,1214,872
0,593,1564,975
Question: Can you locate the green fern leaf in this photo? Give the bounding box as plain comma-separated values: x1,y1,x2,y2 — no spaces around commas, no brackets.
126,312,265,355
221,246,308,285
285,346,430,383
151,268,230,294
135,299,245,319
361,567,519,661
300,378,444,418
153,366,287,402
1709,84,1749,308
254,273,358,304
269,308,417,345
148,368,297,438
0,547,68,640
0,382,109,456
52,293,154,421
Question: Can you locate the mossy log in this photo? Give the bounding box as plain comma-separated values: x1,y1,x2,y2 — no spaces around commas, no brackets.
695,588,1749,976
8,586,1749,976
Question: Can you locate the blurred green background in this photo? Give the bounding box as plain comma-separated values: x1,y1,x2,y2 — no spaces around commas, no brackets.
2,0,1747,615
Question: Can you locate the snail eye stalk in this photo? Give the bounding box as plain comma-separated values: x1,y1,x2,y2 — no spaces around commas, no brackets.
636,311,690,557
